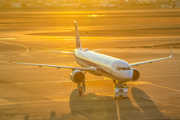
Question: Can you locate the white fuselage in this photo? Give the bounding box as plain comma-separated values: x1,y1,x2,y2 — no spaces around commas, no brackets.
74,49,133,83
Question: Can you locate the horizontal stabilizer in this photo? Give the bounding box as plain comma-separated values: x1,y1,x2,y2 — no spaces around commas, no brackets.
91,49,102,52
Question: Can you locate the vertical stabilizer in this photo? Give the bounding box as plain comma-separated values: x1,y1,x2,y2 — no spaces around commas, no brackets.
74,21,83,50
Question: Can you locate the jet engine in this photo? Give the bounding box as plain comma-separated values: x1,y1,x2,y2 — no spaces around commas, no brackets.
70,70,85,84
132,68,140,81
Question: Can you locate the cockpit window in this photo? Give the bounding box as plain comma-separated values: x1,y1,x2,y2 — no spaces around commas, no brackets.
116,67,121,70
127,67,131,70
122,67,126,70
116,67,131,71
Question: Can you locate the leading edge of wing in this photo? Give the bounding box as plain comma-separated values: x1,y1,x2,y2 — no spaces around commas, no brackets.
14,62,96,71
130,46,173,66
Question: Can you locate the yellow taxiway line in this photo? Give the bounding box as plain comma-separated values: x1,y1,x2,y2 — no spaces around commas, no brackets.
148,83,180,92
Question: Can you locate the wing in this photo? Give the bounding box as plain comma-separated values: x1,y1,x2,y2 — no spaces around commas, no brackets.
130,46,173,66
50,51,74,54
13,62,96,71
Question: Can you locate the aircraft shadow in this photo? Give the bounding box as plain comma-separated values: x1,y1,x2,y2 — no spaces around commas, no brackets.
23,87,166,120
118,87,166,120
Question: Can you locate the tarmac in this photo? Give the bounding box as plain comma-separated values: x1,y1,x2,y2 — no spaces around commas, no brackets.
0,9,180,120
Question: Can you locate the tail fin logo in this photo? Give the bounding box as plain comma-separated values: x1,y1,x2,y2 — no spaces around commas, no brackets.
74,21,82,50
76,32,81,48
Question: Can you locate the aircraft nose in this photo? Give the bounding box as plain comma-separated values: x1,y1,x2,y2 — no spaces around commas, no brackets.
129,70,133,79
122,70,133,80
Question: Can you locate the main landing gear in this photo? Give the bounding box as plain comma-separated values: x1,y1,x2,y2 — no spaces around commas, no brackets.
113,80,128,98
77,71,87,96
78,81,86,96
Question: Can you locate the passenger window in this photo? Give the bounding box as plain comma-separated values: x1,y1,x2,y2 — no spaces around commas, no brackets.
122,67,126,70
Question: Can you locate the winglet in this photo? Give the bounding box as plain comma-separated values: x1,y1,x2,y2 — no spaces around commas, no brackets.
9,52,14,63
170,46,173,58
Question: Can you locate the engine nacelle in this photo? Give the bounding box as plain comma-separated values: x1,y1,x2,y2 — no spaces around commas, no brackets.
132,69,140,81
70,70,85,84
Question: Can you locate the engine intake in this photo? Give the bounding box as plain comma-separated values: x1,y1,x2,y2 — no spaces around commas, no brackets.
70,70,85,84
132,69,140,81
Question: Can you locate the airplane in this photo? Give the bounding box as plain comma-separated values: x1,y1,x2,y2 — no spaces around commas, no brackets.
11,21,173,97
